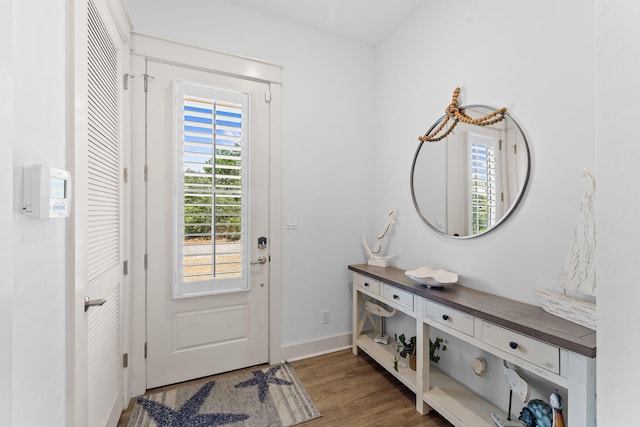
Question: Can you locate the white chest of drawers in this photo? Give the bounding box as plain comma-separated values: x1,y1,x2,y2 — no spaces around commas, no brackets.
350,264,596,427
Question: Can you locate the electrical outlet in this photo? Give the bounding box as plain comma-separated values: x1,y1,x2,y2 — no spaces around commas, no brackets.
321,310,330,325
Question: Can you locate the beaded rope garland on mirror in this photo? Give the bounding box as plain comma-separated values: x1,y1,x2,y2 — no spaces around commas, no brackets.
418,87,507,143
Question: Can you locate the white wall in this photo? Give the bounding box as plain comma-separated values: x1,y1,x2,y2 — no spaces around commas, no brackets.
0,0,14,425
376,0,596,305
8,0,69,425
596,0,640,424
374,0,597,413
376,0,640,423
124,0,377,349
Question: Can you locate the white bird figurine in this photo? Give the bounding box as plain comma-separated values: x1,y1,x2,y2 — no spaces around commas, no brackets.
362,210,397,267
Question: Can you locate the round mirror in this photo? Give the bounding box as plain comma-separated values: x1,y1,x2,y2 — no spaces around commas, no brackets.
410,105,530,238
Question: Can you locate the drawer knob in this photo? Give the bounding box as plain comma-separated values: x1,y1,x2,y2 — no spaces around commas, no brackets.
393,294,399,300
442,314,449,321
509,341,519,350
364,282,369,287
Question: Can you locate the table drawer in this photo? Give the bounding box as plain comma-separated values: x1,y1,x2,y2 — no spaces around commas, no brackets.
425,300,474,336
482,322,560,374
382,284,414,311
354,274,381,295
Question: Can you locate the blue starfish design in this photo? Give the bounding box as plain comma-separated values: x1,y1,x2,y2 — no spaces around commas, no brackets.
234,366,293,403
136,381,250,427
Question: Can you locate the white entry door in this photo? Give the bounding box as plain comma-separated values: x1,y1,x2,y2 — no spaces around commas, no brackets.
144,60,271,388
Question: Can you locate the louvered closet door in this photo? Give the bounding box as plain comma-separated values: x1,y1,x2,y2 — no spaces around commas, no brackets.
82,0,124,426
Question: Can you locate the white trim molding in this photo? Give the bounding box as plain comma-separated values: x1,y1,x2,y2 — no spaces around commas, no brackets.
281,333,353,362
131,33,282,84
105,0,132,43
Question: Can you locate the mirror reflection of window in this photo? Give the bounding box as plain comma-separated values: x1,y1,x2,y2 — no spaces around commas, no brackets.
469,137,500,235
446,121,503,236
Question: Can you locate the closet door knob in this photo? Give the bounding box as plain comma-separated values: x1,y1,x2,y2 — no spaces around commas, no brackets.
442,314,449,321
364,282,369,287
509,341,518,350
393,294,399,300
84,296,106,312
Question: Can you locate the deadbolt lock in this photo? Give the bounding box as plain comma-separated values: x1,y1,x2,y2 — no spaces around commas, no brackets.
258,236,267,249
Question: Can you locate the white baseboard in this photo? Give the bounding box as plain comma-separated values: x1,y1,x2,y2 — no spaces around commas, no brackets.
281,332,352,362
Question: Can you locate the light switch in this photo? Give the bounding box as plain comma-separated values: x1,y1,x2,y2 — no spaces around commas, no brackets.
284,215,298,230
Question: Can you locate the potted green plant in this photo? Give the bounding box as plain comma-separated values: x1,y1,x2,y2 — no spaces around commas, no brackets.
429,337,446,364
393,334,447,371
395,334,417,370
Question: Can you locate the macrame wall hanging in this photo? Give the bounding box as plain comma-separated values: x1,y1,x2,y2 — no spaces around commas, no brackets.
418,87,508,143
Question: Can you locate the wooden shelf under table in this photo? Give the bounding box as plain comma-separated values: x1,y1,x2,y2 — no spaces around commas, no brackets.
356,332,417,393
425,368,509,427
358,332,510,427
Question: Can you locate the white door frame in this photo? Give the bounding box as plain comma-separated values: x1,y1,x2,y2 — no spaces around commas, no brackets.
129,33,282,397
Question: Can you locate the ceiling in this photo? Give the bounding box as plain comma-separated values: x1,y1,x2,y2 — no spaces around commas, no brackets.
220,0,427,46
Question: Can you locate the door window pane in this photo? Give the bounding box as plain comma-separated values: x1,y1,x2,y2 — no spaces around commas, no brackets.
174,81,248,297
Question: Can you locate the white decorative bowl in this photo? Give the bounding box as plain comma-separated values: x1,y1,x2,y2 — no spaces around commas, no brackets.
405,266,458,287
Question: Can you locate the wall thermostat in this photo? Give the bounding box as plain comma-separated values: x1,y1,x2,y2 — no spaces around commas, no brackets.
21,164,72,218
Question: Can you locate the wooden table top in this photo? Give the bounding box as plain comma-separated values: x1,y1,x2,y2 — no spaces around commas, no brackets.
349,264,596,358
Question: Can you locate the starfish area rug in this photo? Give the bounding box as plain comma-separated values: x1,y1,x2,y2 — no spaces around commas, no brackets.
127,362,321,427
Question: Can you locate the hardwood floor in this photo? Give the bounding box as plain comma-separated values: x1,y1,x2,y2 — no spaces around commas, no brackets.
118,349,452,427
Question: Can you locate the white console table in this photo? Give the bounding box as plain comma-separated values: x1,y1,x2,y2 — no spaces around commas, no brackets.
350,264,596,427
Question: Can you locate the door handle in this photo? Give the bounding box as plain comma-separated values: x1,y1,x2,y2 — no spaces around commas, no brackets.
84,296,106,312
250,256,267,265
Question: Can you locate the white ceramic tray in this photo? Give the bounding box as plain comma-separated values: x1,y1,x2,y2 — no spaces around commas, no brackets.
405,266,458,287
